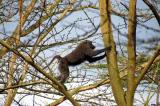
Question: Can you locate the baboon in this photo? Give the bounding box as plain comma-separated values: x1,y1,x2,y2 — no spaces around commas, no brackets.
54,40,110,83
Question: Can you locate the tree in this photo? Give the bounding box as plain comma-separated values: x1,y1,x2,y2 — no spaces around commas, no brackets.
0,0,159,105
99,0,160,106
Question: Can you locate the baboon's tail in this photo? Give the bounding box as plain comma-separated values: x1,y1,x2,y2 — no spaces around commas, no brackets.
43,55,62,69
53,55,62,60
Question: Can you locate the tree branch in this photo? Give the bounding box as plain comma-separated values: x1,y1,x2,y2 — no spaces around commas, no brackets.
143,0,160,26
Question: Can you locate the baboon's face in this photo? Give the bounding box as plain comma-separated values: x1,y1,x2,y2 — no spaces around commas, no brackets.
86,40,95,49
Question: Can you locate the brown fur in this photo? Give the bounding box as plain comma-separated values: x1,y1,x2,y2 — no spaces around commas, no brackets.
54,40,110,83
